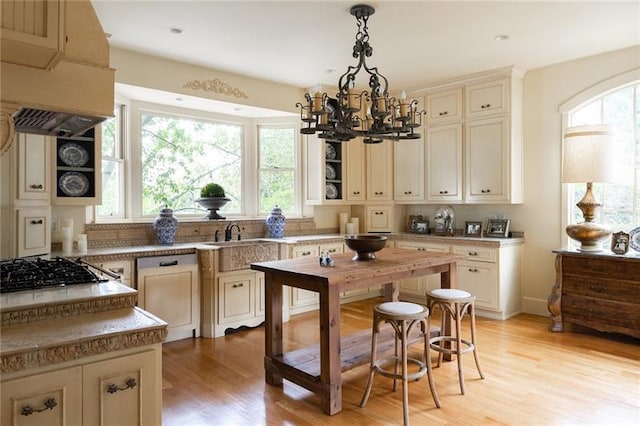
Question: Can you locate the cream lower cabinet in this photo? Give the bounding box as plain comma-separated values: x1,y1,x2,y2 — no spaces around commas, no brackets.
217,269,266,334
288,244,321,315
99,260,133,287
1,348,161,426
398,240,522,320
397,241,451,301
137,254,199,342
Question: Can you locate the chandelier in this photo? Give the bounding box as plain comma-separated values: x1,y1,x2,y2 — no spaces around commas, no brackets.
297,4,424,144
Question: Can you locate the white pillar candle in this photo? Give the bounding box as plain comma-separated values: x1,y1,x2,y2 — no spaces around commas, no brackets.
350,217,360,234
345,222,356,235
61,227,72,239
77,239,87,254
339,213,349,234
62,218,73,232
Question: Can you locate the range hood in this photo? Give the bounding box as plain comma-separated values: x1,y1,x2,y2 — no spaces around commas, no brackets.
13,108,105,138
0,0,114,152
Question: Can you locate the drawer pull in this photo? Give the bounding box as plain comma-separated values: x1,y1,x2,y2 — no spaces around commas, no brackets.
327,248,337,253
439,190,449,194
107,378,137,394
439,111,449,116
301,251,311,256
352,191,360,195
29,184,44,189
159,260,179,267
468,251,478,256
232,283,244,288
588,285,607,293
481,103,492,109
481,189,491,194
468,268,479,273
21,398,57,416
30,219,44,225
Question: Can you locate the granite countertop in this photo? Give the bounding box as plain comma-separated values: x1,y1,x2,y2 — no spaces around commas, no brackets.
64,233,524,260
0,281,168,375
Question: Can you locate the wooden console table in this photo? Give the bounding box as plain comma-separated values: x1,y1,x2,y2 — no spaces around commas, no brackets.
251,247,466,415
547,250,640,338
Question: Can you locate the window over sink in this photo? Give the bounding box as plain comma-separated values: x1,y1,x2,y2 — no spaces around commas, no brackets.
96,100,300,221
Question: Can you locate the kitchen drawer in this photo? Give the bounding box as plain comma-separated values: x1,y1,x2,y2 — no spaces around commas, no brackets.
562,274,640,304
452,245,496,263
562,295,640,335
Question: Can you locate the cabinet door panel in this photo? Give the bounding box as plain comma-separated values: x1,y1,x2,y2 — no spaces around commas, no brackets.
83,350,159,426
17,207,51,257
427,123,463,202
139,271,195,326
18,134,50,200
466,78,508,118
466,117,509,202
427,87,463,124
346,141,365,202
366,141,393,201
457,261,497,310
1,366,83,426
394,137,425,202
219,274,254,323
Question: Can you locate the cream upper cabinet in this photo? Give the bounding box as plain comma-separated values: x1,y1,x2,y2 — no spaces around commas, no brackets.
19,134,51,200
345,140,365,202
427,87,463,125
394,136,425,203
365,205,394,232
426,123,463,203
465,78,509,119
465,116,511,203
366,141,393,201
0,0,65,70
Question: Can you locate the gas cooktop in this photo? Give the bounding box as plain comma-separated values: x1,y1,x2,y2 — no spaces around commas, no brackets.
0,257,107,293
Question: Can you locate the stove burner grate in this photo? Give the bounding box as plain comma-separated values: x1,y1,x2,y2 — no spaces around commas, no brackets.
0,257,107,293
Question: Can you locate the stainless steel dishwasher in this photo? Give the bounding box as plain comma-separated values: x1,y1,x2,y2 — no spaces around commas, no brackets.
136,254,199,342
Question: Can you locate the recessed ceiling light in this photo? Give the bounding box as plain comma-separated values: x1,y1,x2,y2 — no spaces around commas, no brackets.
494,34,510,41
168,27,184,35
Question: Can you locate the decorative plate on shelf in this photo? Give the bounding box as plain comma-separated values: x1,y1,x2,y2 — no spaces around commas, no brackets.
629,226,640,252
326,164,336,180
325,143,337,160
326,183,338,199
58,143,89,167
59,172,90,197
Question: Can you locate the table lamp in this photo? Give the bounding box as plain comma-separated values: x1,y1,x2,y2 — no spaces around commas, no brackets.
562,125,615,251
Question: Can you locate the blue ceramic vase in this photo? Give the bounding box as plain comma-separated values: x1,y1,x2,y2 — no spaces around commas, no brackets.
266,205,286,238
153,205,178,245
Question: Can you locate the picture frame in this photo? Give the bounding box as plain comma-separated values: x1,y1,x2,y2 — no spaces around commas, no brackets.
486,218,510,238
414,221,430,234
463,221,483,237
611,231,630,255
407,215,423,233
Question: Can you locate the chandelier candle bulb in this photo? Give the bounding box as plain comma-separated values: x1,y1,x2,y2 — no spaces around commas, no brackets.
313,92,323,112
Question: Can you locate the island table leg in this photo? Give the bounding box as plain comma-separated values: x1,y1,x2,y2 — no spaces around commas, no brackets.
319,283,342,415
264,272,283,386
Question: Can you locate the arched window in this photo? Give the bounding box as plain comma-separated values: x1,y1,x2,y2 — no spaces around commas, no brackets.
561,70,640,239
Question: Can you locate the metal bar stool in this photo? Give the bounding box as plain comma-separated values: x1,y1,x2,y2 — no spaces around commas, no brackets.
360,301,440,426
427,288,485,395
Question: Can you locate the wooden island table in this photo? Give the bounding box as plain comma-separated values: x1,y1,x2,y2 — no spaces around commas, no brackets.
251,247,466,415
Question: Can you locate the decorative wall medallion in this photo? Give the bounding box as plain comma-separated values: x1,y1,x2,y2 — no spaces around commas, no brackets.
183,78,249,99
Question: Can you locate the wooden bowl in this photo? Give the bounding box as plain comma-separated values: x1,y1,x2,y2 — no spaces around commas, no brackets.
344,235,387,261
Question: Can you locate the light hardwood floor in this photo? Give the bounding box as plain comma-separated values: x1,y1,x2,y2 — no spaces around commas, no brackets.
162,297,640,425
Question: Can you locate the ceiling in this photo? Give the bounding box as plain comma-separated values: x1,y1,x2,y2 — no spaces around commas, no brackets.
92,0,640,117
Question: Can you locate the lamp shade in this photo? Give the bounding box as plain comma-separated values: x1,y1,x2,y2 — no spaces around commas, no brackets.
562,125,616,183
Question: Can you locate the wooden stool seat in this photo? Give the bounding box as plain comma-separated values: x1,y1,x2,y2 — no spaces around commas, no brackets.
427,289,484,395
360,302,440,426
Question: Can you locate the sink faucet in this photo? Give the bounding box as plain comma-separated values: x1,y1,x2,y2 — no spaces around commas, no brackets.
224,223,241,241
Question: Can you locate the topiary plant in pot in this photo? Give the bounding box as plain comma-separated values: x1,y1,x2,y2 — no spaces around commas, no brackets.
196,183,231,219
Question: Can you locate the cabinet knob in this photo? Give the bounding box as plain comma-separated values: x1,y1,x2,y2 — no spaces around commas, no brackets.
481,189,491,194
29,184,44,189
107,378,138,394
30,219,44,225
21,398,57,416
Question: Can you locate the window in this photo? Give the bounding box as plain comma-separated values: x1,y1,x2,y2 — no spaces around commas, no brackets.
567,81,639,231
258,126,297,214
97,98,300,221
139,111,243,216
98,104,125,219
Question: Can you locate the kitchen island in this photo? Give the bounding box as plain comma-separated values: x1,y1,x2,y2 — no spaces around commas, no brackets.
251,247,466,415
